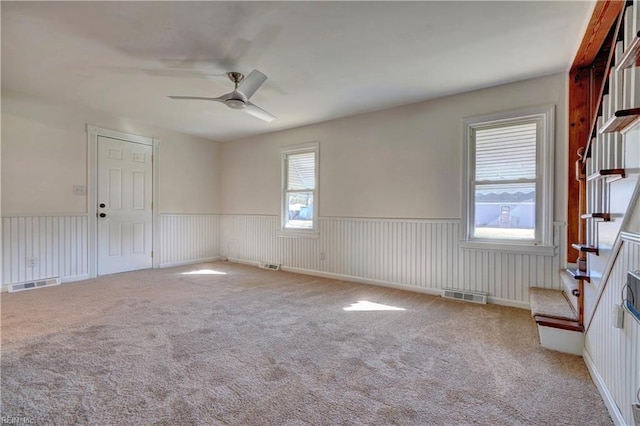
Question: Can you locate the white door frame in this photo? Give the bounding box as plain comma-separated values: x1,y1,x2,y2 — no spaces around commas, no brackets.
87,125,160,278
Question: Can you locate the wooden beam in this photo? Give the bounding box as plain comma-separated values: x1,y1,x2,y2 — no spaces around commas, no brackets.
571,0,625,70
567,68,590,263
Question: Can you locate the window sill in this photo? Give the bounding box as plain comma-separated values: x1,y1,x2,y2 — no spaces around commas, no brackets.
277,229,320,239
460,240,556,256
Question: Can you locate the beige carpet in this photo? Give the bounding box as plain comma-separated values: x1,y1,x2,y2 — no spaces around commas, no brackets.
1,262,611,425
529,287,578,321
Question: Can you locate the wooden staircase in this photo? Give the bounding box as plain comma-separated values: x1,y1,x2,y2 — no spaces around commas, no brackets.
530,1,640,356
553,2,640,423
530,277,584,355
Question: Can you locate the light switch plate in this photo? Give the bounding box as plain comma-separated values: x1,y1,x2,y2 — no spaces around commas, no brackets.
73,185,86,196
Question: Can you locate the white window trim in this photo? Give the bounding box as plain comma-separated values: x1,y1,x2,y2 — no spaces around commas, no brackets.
461,105,555,255
278,142,320,238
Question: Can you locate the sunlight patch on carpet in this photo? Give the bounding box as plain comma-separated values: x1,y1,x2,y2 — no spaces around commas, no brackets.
343,300,406,311
181,269,227,275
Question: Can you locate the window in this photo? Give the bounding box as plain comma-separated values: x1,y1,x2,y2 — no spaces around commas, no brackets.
280,142,319,236
462,106,554,252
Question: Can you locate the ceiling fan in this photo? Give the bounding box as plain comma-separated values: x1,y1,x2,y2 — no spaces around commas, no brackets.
169,69,275,122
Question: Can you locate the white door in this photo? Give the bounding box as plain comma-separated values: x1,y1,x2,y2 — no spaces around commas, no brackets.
97,136,153,275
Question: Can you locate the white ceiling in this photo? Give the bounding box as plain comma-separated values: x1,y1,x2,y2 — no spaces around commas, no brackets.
2,1,594,142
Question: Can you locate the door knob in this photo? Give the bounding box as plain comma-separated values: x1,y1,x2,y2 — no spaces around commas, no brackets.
99,203,106,208
99,213,106,218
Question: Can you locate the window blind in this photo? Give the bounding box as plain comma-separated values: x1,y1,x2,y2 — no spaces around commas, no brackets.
287,152,315,190
475,123,537,181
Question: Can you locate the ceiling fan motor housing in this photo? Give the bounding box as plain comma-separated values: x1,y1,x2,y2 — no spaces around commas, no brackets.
226,90,248,109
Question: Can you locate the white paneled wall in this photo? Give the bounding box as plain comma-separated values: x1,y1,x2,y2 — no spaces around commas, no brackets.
159,214,220,267
585,235,640,426
220,215,564,307
219,215,280,265
2,215,89,284
461,249,559,303
1,214,220,286
2,213,563,306
321,218,460,289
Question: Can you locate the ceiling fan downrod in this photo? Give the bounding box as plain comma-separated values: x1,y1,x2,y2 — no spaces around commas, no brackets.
227,72,244,88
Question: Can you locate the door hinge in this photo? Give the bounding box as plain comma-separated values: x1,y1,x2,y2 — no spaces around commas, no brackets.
151,251,154,258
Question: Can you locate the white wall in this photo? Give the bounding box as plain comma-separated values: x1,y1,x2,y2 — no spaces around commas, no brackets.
2,74,569,300
1,91,223,284
2,91,222,215
218,74,569,306
222,73,567,221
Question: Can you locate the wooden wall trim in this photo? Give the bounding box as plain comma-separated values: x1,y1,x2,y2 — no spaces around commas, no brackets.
571,1,625,70
568,68,591,263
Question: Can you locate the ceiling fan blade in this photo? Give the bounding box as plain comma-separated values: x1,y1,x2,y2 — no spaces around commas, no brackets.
245,102,276,122
237,69,268,100
168,95,229,102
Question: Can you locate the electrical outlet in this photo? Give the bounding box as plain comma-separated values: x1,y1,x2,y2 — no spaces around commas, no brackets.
320,252,326,261
26,257,37,268
73,185,86,196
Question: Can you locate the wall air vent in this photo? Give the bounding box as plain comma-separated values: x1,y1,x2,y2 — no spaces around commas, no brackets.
442,288,487,304
9,278,60,293
259,263,281,271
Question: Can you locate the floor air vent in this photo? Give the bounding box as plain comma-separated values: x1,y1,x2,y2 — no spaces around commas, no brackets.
442,288,487,304
9,278,60,293
259,263,281,271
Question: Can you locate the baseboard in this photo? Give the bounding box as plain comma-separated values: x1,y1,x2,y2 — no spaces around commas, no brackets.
583,348,626,426
226,257,261,267
225,258,532,310
280,265,444,298
487,296,530,310
159,257,221,268
60,274,91,284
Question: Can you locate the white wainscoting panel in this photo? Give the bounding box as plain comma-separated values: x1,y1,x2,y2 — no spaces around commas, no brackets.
219,215,564,306
220,215,281,265
319,218,461,289
159,214,220,267
584,238,640,426
461,248,560,304
2,213,564,306
2,215,89,285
